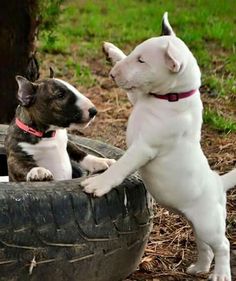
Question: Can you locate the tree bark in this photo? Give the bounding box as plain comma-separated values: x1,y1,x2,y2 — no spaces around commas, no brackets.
0,0,39,124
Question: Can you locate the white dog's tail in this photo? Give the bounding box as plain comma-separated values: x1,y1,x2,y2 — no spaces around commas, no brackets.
221,169,236,191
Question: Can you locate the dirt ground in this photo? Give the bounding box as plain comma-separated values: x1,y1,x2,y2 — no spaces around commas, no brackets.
40,54,236,281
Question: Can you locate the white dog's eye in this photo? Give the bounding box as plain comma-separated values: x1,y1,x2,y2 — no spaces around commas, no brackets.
138,56,145,63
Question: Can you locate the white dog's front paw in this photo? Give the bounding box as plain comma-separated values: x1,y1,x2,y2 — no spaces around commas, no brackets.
80,155,116,174
26,167,53,182
187,263,210,275
81,174,114,197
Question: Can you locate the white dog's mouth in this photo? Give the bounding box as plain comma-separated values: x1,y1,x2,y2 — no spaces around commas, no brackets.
114,79,136,91
121,85,137,91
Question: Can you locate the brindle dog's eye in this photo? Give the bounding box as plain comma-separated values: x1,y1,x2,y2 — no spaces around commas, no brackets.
138,56,145,63
56,91,66,99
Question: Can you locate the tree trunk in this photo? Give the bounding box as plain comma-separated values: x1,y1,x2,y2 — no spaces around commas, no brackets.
0,0,39,124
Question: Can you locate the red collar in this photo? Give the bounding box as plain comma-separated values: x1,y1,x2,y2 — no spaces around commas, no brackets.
15,118,56,138
150,89,196,102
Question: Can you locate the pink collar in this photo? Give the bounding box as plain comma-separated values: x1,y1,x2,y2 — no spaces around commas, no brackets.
15,118,56,138
150,89,197,102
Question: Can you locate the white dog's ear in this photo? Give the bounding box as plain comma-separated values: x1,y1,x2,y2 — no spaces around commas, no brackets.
103,42,126,65
164,41,182,72
161,12,176,36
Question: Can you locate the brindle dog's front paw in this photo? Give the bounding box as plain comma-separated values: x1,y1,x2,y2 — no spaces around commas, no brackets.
80,155,116,174
26,167,54,182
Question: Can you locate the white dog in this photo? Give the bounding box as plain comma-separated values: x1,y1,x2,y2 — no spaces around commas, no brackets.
82,12,236,281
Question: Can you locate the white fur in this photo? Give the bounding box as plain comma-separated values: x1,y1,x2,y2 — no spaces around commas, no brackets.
26,167,53,181
54,78,95,123
104,42,126,65
82,15,235,281
20,129,72,181
0,176,9,182
20,129,116,181
80,155,116,174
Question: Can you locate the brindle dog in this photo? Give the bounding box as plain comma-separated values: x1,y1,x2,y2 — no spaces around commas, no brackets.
5,75,115,182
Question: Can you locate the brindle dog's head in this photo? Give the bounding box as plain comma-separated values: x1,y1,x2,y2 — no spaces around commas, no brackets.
16,76,97,129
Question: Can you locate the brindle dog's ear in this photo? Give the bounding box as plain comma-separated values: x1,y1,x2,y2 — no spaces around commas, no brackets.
161,12,176,36
26,55,40,82
49,67,54,78
15,76,37,107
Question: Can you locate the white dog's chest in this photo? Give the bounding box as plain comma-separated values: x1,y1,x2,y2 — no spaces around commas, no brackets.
19,129,72,180
126,99,213,210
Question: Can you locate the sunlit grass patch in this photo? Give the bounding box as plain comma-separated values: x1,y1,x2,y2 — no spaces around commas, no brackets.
40,31,69,54
204,108,236,133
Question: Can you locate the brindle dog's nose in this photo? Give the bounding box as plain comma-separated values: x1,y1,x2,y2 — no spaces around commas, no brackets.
88,107,97,118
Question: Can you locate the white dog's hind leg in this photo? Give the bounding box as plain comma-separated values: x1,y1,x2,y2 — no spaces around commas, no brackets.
188,208,231,281
210,237,231,281
187,238,213,274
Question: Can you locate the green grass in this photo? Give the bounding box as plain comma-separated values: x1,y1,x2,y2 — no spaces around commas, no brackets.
39,0,236,132
40,0,236,56
40,31,69,54
204,108,236,133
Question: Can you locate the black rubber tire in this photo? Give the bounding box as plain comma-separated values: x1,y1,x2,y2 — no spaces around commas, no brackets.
0,125,153,281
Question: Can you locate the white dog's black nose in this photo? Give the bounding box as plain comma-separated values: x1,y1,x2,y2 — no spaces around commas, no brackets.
89,107,97,118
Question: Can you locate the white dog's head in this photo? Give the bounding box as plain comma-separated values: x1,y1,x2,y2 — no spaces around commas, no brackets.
103,12,201,100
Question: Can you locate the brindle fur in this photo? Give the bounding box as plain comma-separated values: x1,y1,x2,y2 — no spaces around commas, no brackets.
5,77,89,182
67,140,87,162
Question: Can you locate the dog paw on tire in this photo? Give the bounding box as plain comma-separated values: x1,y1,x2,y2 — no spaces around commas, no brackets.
26,167,54,181
80,155,116,174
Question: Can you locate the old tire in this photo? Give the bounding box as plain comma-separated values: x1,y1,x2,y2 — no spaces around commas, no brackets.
0,125,153,281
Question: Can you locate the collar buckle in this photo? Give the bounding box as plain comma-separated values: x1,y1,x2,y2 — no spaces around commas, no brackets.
167,93,179,102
